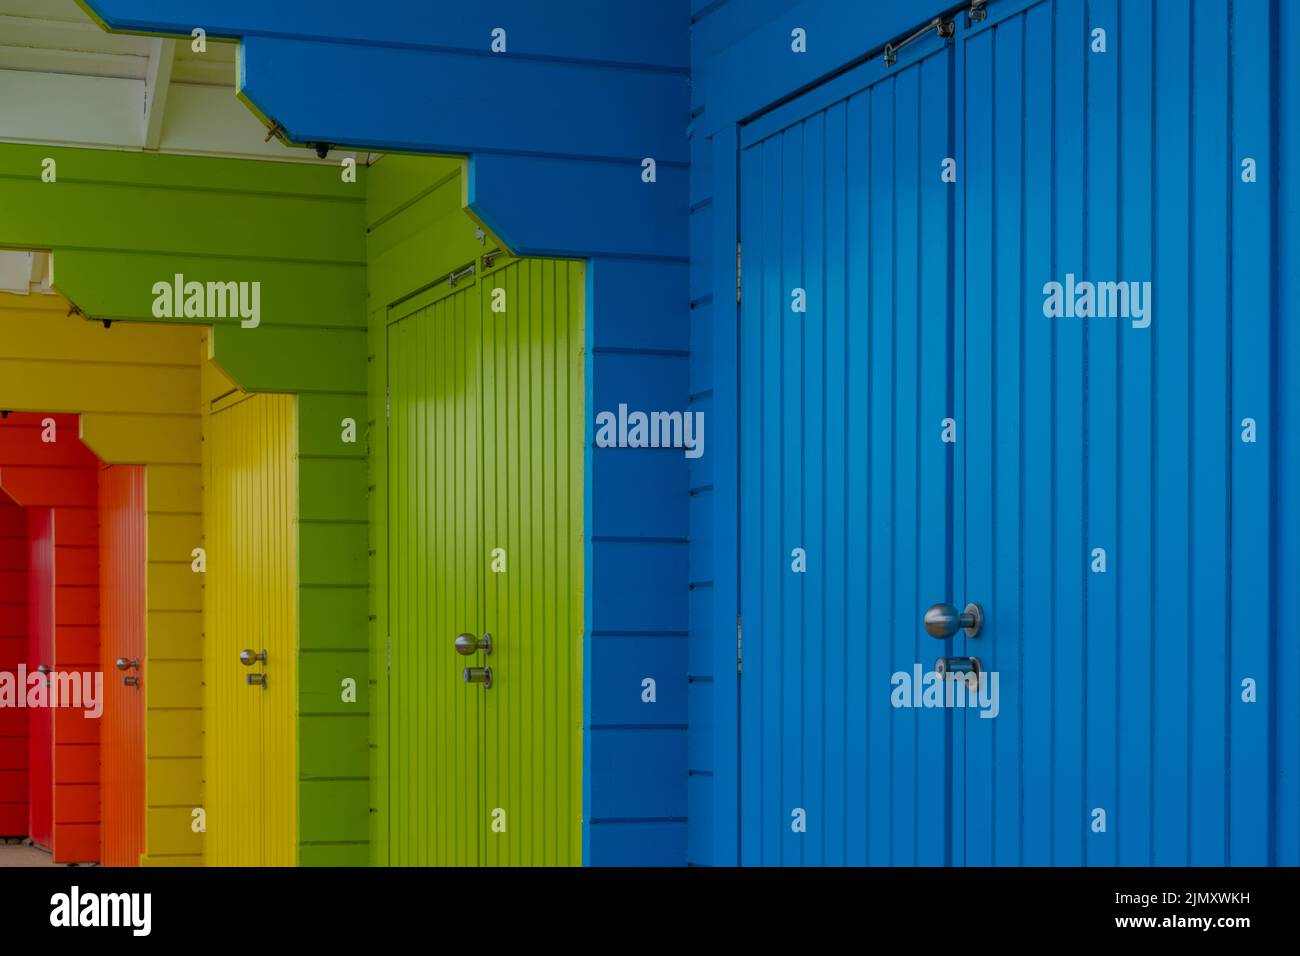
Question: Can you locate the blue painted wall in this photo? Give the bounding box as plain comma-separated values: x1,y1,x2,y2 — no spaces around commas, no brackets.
82,0,692,866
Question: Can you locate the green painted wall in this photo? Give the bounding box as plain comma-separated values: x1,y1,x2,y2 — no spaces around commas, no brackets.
0,143,370,866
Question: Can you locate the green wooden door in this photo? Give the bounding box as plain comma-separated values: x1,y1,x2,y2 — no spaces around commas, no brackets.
385,256,584,866
387,282,484,866
479,258,584,866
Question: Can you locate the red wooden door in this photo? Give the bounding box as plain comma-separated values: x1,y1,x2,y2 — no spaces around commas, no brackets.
52,501,101,864
26,507,53,850
0,495,27,837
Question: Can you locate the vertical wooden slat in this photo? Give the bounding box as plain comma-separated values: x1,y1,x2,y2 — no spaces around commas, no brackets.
1227,0,1272,866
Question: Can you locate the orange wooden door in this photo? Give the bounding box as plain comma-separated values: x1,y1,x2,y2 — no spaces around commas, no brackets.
99,465,145,866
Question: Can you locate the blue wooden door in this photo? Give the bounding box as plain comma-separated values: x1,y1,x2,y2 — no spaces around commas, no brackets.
957,0,1277,866
738,0,1293,868
737,39,956,865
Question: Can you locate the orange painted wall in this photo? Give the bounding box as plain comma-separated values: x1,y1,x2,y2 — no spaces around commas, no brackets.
99,464,145,866
0,414,101,863
0,493,27,837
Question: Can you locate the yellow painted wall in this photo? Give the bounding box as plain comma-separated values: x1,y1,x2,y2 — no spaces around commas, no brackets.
201,356,298,866
0,291,204,865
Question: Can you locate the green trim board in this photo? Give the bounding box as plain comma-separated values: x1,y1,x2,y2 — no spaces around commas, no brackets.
0,142,370,866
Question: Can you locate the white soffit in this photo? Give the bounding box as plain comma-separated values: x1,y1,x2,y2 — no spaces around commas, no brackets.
0,0,356,165
0,250,54,295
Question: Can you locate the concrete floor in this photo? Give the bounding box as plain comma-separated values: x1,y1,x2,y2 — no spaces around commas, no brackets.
0,841,57,867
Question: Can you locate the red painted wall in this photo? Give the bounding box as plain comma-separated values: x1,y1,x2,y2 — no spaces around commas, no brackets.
0,493,27,837
0,414,101,863
99,465,145,866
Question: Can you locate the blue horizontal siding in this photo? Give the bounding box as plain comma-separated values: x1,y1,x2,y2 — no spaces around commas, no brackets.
87,0,690,68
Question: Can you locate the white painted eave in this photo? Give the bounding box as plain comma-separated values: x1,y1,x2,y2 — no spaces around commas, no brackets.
0,0,356,165
0,250,54,296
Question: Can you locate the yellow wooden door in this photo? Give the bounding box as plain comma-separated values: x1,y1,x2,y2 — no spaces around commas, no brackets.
204,391,297,866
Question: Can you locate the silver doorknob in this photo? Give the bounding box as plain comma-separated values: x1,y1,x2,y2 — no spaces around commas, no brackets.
454,633,492,656
35,664,50,674
924,602,984,639
463,666,493,689
239,649,267,666
115,657,139,672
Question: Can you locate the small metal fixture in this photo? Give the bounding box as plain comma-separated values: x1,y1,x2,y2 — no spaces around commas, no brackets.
454,632,493,656
263,121,284,143
447,263,476,287
123,676,139,688
935,656,983,682
115,657,139,672
968,0,989,25
482,249,504,268
924,602,984,639
246,673,268,688
463,666,493,689
239,649,267,666
884,16,953,67
314,142,331,159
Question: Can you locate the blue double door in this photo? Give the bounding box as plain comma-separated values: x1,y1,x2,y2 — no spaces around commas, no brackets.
738,0,1280,866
